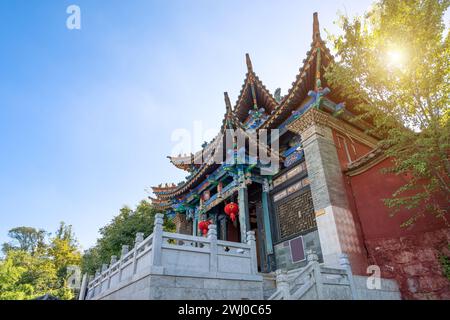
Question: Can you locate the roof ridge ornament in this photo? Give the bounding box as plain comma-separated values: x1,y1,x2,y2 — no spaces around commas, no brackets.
274,88,282,103
245,53,253,73
224,92,232,115
313,12,321,41
224,92,235,129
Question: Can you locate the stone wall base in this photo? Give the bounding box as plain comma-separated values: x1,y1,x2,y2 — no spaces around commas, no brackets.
365,228,450,300
283,274,400,300
273,230,322,271
96,272,264,300
353,275,401,300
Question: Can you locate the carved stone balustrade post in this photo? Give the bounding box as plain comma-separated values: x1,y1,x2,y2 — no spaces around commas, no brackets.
207,224,218,273
238,168,250,243
307,250,324,299
121,245,130,257
133,232,145,274
275,269,291,300
101,264,108,293
135,232,144,245
150,213,164,267
118,245,129,282
246,230,258,274
339,253,359,300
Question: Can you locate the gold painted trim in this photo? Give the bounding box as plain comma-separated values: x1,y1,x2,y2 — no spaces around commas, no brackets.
315,209,326,217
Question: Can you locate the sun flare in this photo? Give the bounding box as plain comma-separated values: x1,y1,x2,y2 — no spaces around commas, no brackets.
387,49,404,67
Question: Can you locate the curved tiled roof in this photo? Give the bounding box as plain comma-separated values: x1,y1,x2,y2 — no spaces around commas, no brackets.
167,53,280,173
233,54,279,121
153,12,326,203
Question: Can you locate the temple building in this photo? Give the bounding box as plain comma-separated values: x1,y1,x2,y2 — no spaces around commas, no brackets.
150,13,450,299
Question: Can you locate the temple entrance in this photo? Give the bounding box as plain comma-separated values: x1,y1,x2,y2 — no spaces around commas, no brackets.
214,188,266,272
176,174,274,273
216,202,240,242
217,203,264,272
249,208,261,271
227,220,240,242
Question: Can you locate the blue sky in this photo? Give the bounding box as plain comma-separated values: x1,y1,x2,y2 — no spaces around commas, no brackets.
0,0,383,250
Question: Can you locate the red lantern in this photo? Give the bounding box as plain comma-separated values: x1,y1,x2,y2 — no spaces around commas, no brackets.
224,202,239,222
198,220,211,236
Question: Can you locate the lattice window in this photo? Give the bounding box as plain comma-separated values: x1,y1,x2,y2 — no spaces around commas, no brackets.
275,189,316,240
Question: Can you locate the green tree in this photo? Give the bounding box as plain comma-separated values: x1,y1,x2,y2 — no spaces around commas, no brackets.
0,223,82,300
325,0,450,226
54,222,78,247
81,200,175,274
80,247,101,275
0,250,62,300
2,227,48,255
0,251,30,300
48,222,81,284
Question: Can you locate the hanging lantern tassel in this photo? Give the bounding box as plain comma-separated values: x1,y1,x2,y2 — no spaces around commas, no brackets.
224,202,239,222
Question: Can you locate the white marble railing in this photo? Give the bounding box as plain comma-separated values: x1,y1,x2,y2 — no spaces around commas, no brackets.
269,252,401,300
269,252,357,300
83,214,258,300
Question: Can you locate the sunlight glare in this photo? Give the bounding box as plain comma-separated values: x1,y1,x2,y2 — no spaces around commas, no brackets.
387,49,404,68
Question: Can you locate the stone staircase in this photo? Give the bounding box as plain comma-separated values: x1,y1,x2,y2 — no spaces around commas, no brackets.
267,252,401,300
